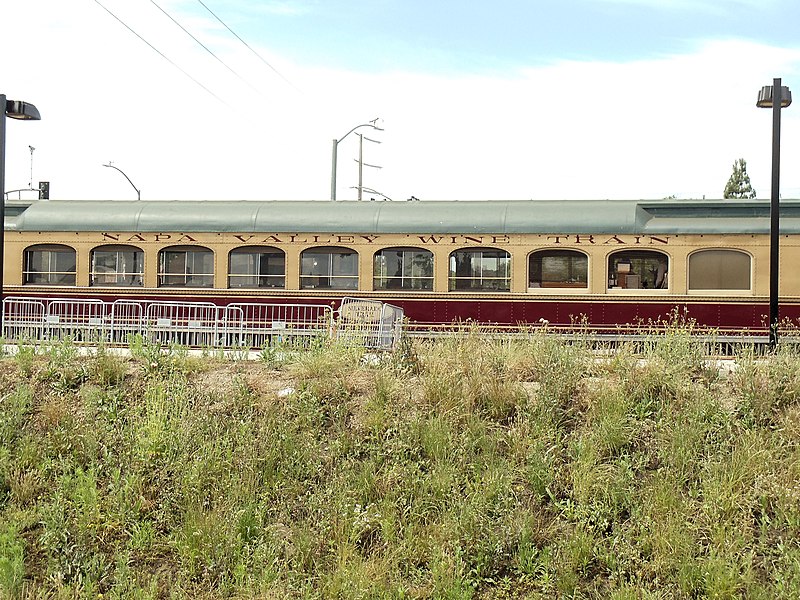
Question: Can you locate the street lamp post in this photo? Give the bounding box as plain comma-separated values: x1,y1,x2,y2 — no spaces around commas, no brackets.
756,79,792,349
330,118,383,200
103,162,141,200
1,95,41,332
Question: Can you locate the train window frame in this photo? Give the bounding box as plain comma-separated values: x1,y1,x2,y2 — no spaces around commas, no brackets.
687,248,752,294
528,248,589,293
373,247,434,291
228,246,286,289
90,244,144,287
158,245,215,288
607,250,670,292
448,247,511,292
23,244,77,286
22,244,78,286
300,246,359,290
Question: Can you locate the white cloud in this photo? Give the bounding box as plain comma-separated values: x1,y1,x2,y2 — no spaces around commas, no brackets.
3,2,800,202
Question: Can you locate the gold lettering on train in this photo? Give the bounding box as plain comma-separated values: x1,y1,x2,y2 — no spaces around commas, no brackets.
604,236,626,244
545,235,669,245
97,231,666,246
417,235,510,245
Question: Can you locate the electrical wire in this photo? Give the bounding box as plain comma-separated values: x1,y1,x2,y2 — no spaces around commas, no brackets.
93,0,228,106
196,0,298,91
148,0,266,97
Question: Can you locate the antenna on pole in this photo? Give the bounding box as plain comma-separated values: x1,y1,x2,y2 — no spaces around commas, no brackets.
28,145,35,189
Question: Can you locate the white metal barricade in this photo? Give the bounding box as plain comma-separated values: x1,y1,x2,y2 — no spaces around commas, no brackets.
337,297,404,350
378,302,405,350
109,300,146,344
2,297,46,342
44,299,108,342
2,296,403,351
144,301,222,347
225,303,333,348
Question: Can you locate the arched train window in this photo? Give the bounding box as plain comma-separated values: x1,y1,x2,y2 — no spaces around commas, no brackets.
228,246,285,288
91,245,144,286
300,247,358,290
373,247,433,290
608,250,669,290
23,244,76,285
158,246,214,287
688,249,751,290
529,249,588,288
449,248,510,291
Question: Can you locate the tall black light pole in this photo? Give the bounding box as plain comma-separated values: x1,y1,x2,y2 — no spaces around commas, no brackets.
756,79,792,349
1,95,41,332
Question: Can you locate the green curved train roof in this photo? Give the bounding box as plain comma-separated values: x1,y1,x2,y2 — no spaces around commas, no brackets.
7,198,800,234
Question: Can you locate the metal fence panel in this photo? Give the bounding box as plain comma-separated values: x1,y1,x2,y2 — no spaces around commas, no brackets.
379,302,405,350
226,303,333,348
3,297,46,342
337,297,404,350
2,296,402,351
44,299,108,343
144,301,222,347
109,300,146,344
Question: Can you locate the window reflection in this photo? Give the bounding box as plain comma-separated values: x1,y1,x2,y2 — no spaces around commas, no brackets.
449,248,510,291
373,247,433,290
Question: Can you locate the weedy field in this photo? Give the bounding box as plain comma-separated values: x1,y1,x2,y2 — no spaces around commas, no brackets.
0,329,799,599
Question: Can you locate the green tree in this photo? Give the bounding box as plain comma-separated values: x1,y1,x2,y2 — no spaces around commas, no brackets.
723,158,756,199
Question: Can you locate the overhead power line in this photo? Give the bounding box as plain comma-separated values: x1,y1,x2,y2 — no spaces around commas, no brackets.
148,0,265,97
93,0,227,106
196,0,297,91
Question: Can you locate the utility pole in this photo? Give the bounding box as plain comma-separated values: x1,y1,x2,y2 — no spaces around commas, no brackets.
355,133,382,201
330,118,383,200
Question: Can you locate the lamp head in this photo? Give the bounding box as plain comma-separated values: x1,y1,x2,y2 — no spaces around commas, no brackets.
757,85,792,109
4,99,41,121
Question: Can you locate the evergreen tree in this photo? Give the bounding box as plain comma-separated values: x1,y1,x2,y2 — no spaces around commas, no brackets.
723,158,756,199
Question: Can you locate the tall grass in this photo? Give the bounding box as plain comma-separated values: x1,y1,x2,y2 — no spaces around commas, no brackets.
0,331,799,597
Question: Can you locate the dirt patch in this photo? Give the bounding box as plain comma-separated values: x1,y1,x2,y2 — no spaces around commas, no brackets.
190,362,295,399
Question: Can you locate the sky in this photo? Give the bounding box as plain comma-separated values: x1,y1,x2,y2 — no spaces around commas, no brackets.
2,0,800,202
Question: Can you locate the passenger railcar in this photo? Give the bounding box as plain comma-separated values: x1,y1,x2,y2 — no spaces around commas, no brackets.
5,198,800,334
